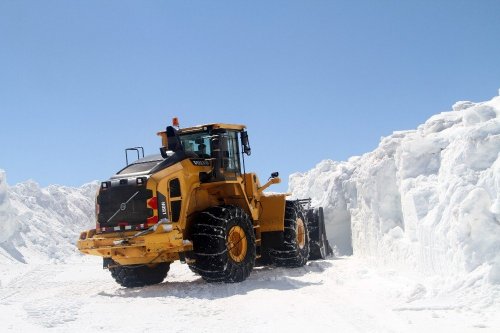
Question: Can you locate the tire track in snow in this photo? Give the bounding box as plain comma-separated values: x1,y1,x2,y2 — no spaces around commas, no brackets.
0,265,55,303
0,264,86,329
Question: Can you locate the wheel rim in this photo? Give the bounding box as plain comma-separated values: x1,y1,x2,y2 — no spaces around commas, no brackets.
296,218,306,249
228,226,248,263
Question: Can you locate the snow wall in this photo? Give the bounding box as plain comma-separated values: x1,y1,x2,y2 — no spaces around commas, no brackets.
290,95,500,283
0,173,98,264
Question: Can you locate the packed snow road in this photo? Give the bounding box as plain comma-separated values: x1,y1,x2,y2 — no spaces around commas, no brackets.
1,256,498,332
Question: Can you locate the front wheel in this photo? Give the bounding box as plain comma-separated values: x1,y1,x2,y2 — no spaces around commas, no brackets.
189,205,256,283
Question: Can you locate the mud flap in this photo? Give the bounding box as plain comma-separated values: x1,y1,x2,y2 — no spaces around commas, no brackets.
306,207,333,260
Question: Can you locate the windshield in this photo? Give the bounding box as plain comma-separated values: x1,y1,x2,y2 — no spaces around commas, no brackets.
179,132,212,158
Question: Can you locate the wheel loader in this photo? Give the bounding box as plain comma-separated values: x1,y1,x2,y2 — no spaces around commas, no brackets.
77,120,332,287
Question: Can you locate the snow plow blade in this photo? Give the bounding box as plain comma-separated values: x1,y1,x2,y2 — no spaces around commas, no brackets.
307,207,333,260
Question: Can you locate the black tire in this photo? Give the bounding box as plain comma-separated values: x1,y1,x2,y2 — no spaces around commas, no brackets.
108,261,170,288
270,200,310,267
307,207,330,260
189,205,256,283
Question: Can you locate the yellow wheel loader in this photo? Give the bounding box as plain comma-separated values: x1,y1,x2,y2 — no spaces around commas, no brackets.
77,120,332,287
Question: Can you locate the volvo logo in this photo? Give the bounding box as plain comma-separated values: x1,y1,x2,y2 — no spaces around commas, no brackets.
191,160,210,166
120,203,127,211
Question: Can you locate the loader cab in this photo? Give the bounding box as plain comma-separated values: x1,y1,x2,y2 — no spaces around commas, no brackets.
175,123,249,182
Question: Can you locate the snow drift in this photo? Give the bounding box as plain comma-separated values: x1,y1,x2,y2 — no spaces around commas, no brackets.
0,172,97,264
290,95,500,283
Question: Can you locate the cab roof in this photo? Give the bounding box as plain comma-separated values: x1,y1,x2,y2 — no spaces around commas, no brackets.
177,123,246,134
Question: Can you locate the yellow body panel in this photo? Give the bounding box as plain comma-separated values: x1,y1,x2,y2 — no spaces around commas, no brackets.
259,194,287,232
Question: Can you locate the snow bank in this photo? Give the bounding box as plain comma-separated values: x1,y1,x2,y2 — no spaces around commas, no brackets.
290,95,500,283
0,175,98,264
0,170,18,243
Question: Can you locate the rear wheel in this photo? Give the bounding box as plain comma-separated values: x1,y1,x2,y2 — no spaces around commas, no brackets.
189,205,256,283
107,260,170,288
271,201,310,267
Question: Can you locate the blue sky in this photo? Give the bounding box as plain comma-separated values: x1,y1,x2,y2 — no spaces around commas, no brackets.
1,1,499,191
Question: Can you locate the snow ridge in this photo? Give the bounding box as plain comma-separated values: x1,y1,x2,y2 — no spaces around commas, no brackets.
0,172,98,264
290,95,500,284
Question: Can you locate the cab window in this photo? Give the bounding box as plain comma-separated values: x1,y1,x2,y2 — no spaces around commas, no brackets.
224,131,241,173
179,132,212,158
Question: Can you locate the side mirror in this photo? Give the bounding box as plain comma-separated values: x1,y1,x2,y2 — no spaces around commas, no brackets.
241,131,251,156
159,147,169,158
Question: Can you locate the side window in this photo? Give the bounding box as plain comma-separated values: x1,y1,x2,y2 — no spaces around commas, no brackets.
225,131,241,173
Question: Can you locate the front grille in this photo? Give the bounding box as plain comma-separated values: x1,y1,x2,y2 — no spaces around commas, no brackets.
97,182,153,228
